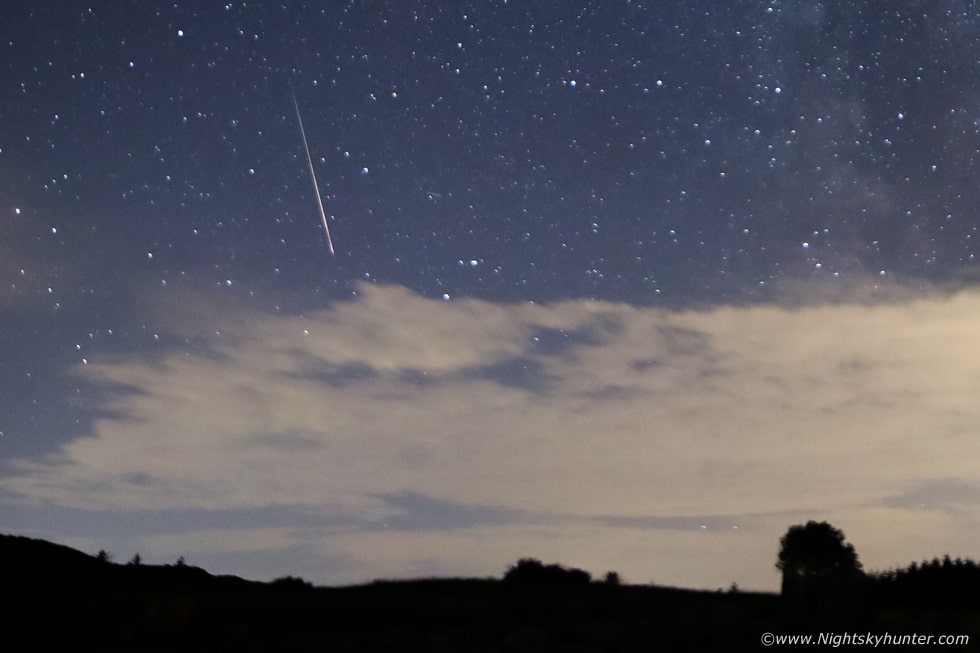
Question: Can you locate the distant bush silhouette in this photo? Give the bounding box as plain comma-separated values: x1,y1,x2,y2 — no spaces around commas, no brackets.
128,553,142,566
603,570,621,586
96,549,113,564
503,558,591,586
271,575,314,590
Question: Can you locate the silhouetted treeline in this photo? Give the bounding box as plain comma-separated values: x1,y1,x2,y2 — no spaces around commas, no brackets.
5,531,980,651
773,520,980,638
871,555,980,608
774,521,980,610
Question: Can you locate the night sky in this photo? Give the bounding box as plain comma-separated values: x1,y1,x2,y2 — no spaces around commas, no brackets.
4,1,980,591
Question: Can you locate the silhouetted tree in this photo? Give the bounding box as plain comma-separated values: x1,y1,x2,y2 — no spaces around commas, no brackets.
603,570,621,585
175,555,186,567
96,549,112,563
777,521,862,595
777,521,867,625
128,552,142,566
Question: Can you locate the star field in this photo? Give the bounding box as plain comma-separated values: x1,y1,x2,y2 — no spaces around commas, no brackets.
7,2,980,309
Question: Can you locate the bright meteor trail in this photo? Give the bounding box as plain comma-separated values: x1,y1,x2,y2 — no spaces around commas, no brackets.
291,88,335,255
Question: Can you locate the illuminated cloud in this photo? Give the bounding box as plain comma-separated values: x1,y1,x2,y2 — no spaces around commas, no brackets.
5,283,980,589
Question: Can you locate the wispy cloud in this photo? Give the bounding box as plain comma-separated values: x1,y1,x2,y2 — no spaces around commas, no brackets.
6,283,980,588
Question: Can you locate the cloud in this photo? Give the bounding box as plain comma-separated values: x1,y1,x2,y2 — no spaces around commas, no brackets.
884,478,980,512
6,283,980,589
370,491,524,532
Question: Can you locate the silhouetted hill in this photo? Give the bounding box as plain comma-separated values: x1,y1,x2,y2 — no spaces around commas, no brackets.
3,533,980,651
0,532,257,591
1,533,104,578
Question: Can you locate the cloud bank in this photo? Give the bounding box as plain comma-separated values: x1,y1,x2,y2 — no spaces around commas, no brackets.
5,283,980,589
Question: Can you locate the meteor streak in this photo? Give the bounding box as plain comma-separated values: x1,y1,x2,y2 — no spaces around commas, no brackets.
291,87,335,255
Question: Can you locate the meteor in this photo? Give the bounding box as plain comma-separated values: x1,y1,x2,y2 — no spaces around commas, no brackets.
290,87,335,255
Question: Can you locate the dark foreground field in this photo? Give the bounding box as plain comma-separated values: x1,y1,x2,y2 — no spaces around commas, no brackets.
3,534,979,651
